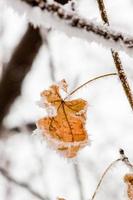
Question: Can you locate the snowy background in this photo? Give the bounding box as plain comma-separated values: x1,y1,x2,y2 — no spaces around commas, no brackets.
0,0,133,200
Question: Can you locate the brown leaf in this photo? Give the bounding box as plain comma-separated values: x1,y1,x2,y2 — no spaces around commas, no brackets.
36,80,88,158
124,174,133,200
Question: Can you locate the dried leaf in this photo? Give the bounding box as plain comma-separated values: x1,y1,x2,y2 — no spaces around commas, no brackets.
36,80,88,158
57,197,66,200
124,174,133,200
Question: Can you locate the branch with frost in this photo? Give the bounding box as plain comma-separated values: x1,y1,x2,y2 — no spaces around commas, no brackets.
96,0,133,111
0,167,47,200
4,0,133,57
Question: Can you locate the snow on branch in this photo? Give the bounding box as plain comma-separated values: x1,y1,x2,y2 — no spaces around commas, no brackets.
4,0,133,56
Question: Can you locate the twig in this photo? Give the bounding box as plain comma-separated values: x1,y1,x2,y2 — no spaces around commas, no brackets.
119,149,133,171
0,122,37,140
73,163,84,200
90,158,121,200
65,72,117,99
0,167,47,200
91,149,133,200
97,0,133,110
6,0,133,56
43,31,56,82
111,51,133,110
48,0,73,81
10,122,36,132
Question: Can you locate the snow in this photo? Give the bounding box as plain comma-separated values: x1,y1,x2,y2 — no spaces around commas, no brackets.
0,0,133,200
2,0,133,57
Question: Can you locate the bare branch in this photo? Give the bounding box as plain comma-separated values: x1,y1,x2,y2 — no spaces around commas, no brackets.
41,29,56,81
91,149,133,200
0,167,47,200
119,149,133,170
97,0,133,111
91,158,121,200
73,163,84,200
10,122,36,132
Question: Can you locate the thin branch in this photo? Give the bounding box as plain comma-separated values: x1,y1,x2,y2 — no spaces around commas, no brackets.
73,163,84,200
47,42,56,82
42,30,56,82
65,72,117,99
119,149,133,170
0,122,37,140
111,50,133,110
0,167,47,200
41,0,71,82
97,0,133,110
10,122,36,132
5,0,133,56
91,149,133,200
90,158,121,200
46,0,73,81
97,0,109,25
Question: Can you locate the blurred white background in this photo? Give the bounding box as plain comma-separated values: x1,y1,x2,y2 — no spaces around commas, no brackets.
0,0,133,200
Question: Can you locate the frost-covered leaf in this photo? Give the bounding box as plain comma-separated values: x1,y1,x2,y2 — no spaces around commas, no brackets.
36,80,88,158
124,174,133,200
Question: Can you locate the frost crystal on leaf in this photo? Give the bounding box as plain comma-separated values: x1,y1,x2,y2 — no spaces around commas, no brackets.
36,79,89,158
124,174,133,200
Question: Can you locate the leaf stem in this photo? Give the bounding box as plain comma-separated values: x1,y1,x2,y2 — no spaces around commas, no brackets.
90,158,121,200
90,149,133,200
65,72,117,99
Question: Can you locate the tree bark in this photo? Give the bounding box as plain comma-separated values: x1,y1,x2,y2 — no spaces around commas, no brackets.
0,24,42,127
